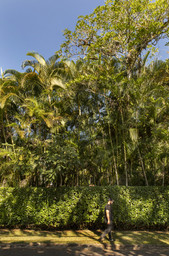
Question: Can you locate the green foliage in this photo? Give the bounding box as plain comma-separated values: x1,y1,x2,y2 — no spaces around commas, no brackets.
61,0,169,78
1,0,169,187
0,186,169,230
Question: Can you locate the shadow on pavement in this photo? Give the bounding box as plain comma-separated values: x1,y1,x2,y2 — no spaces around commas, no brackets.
1,244,169,256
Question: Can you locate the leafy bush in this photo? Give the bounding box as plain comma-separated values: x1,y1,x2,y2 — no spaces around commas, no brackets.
0,186,169,230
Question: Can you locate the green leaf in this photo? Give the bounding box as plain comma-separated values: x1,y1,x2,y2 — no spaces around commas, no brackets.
50,78,65,89
27,52,46,66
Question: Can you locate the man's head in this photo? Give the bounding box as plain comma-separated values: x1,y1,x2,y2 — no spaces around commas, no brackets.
108,198,114,204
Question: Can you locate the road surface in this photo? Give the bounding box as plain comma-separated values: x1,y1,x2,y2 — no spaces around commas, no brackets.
0,244,169,256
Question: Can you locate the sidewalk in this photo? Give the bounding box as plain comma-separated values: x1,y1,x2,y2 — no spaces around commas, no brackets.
0,243,169,256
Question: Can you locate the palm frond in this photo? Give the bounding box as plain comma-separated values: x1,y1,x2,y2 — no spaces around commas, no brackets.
22,60,41,73
22,60,36,69
21,72,39,88
50,77,65,89
48,54,60,66
129,128,138,143
2,69,22,79
0,93,21,109
1,68,4,78
0,80,19,95
27,52,47,66
23,97,39,107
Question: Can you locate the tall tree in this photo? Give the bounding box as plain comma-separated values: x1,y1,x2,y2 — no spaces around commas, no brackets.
61,0,169,78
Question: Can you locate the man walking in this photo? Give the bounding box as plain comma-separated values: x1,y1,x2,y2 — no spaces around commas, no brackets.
100,198,114,242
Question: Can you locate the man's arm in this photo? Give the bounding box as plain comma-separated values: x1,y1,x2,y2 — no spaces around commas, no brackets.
106,209,110,224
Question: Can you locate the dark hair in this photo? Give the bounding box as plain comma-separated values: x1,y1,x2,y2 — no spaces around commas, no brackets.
108,198,113,201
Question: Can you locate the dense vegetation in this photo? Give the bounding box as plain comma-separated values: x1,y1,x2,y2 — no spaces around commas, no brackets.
0,186,168,229
1,0,169,187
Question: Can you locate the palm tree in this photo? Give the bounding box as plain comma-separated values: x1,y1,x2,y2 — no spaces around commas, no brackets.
22,52,66,97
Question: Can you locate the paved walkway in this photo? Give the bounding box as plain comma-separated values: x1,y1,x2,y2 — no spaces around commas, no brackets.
0,243,169,256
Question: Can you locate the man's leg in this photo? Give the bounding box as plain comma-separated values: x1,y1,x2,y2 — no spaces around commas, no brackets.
108,223,113,240
101,224,112,240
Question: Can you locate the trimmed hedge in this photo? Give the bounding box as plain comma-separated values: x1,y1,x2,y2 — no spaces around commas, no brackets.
0,186,169,230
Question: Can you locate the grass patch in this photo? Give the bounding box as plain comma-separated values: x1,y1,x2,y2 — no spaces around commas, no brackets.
115,231,169,245
0,229,169,245
0,229,100,244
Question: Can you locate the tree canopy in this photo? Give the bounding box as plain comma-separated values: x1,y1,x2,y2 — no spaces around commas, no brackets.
1,0,169,187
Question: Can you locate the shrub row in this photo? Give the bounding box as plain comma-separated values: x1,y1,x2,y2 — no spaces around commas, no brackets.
0,186,169,230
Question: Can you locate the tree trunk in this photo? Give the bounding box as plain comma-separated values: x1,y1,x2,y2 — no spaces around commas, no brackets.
138,147,148,186
108,122,119,185
120,109,128,186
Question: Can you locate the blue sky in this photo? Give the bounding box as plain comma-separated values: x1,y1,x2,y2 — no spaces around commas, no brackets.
0,0,168,73
0,0,104,72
